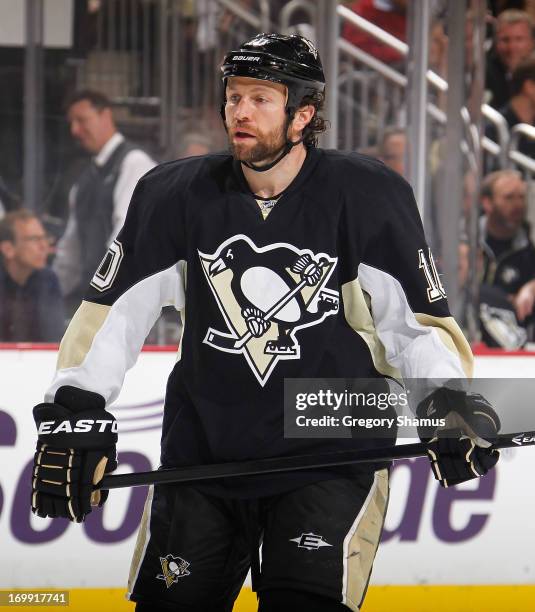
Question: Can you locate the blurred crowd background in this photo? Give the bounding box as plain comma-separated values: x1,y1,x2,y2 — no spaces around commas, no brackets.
1,0,535,350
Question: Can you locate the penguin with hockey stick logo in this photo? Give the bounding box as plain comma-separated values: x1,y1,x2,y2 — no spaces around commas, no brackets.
202,235,339,357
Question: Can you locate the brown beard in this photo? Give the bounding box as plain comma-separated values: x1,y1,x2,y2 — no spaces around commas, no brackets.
492,205,525,234
229,121,287,165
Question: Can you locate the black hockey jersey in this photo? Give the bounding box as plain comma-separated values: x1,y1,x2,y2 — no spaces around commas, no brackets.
47,148,472,497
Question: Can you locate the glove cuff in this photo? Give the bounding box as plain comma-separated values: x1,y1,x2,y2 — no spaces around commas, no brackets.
55,386,106,413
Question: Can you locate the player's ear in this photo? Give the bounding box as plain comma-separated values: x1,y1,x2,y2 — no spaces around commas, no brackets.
293,104,315,132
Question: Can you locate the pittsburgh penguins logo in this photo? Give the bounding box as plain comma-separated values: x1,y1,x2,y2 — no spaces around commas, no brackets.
500,266,519,286
199,235,339,386
156,554,191,588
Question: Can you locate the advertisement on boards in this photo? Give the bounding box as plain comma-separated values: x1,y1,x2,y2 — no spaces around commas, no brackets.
0,349,534,588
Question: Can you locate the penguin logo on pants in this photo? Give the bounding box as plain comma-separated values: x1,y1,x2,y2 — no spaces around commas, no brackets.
156,553,191,587
199,234,339,386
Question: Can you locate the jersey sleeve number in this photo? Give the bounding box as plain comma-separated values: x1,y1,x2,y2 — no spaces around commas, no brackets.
90,239,124,292
418,247,447,302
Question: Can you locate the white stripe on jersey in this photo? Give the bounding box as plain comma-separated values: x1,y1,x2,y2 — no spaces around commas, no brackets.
357,262,470,380
46,260,186,404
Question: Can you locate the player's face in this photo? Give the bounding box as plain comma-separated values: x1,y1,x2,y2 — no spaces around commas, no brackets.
7,219,50,272
68,100,113,154
495,21,534,70
490,175,527,231
225,77,288,165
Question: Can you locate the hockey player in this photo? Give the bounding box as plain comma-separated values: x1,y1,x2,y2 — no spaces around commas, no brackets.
30,34,499,611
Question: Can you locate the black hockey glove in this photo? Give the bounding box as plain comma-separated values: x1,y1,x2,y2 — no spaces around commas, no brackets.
417,387,500,488
32,386,118,522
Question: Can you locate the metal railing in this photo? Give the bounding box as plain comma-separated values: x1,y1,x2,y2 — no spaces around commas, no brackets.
338,3,408,55
336,0,454,202
279,0,315,32
217,0,271,30
508,123,535,174
336,3,529,177
337,5,455,96
482,104,510,167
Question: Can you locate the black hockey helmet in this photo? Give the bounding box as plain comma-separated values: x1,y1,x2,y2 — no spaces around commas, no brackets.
221,33,325,117
220,33,325,171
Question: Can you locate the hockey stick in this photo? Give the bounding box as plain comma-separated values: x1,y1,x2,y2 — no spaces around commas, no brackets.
205,257,329,351
99,431,535,490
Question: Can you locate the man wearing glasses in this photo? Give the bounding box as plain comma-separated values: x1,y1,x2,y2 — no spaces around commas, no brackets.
0,209,64,342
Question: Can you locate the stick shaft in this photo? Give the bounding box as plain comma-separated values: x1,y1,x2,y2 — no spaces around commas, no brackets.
205,278,309,350
100,431,535,490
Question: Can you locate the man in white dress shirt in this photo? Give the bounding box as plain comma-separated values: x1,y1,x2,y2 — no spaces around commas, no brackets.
53,90,155,310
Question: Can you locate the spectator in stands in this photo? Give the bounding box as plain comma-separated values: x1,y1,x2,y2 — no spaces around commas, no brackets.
485,9,535,109
0,210,64,342
378,127,407,178
178,132,212,158
53,90,156,312
342,0,407,65
479,170,535,346
498,57,535,157
429,18,448,79
489,1,535,22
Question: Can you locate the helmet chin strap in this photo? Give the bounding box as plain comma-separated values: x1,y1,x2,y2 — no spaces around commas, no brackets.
241,134,304,172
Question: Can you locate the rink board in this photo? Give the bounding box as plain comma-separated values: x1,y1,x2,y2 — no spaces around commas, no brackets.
0,347,534,611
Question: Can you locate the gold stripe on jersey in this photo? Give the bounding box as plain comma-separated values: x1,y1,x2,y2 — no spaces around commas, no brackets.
415,313,474,378
127,486,154,596
57,301,110,370
341,279,401,379
342,469,389,611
